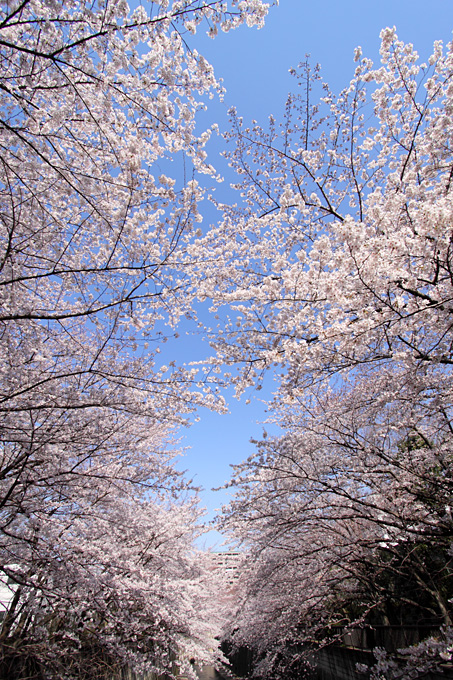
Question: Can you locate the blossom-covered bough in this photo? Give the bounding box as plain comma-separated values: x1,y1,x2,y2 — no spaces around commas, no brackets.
0,0,271,677
202,30,453,679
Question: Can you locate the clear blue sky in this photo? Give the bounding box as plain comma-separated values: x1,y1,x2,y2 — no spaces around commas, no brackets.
172,0,453,549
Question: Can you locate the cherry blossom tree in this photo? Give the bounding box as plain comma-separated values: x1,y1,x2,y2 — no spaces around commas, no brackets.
219,383,453,678
0,429,225,678
0,0,272,675
204,29,453,678
201,29,453,397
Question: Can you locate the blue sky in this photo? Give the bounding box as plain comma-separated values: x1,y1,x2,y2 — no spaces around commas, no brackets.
173,0,453,549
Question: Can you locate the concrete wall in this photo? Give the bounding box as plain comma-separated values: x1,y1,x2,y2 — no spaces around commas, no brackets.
315,646,453,680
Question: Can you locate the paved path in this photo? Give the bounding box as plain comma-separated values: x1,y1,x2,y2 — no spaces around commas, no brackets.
195,664,240,680
195,667,226,680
